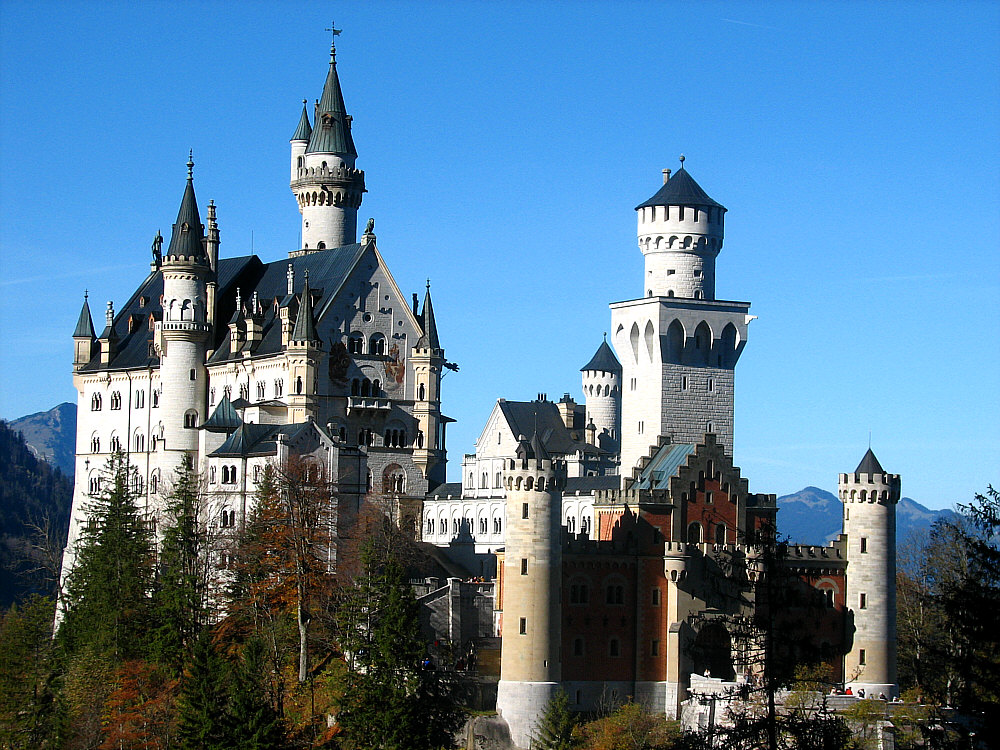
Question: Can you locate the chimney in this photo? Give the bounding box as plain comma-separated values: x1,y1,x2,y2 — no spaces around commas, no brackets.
662,169,671,184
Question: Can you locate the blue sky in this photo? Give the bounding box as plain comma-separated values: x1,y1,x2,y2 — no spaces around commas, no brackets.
1,1,997,509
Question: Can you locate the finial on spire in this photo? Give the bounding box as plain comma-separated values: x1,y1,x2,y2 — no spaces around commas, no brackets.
187,149,194,180
325,22,342,61
287,263,294,295
235,287,241,311
304,269,310,285
84,289,88,301
603,331,607,342
679,154,685,167
426,278,431,292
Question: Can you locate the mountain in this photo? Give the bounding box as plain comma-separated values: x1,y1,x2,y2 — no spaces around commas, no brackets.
9,402,76,477
0,419,74,607
777,486,960,547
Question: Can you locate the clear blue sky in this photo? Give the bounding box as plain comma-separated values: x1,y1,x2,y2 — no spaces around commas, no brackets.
2,1,998,509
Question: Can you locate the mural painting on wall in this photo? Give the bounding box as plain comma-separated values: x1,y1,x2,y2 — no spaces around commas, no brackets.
384,343,406,387
328,340,350,385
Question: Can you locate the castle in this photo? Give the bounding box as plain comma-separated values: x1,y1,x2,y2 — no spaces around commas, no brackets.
61,37,898,748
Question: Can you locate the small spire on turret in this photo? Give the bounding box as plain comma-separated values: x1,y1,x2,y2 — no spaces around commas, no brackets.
291,99,313,141
187,149,194,181
287,263,295,296
73,291,95,339
105,300,114,328
291,271,319,343
415,281,440,350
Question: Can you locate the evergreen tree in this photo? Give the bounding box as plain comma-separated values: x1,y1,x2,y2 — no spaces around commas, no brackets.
175,632,231,750
150,456,209,672
59,452,154,660
0,596,60,749
229,637,287,749
334,536,464,750
532,689,576,750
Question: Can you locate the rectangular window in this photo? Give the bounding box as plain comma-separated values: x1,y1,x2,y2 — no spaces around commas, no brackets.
638,421,644,434
860,537,868,553
667,269,675,276
651,639,660,657
651,588,661,606
859,649,866,666
609,639,620,657
520,558,528,575
521,502,529,519
860,593,867,609
519,617,526,635
681,376,688,391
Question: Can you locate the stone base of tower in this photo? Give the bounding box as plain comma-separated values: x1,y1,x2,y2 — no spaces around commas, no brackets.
496,680,559,749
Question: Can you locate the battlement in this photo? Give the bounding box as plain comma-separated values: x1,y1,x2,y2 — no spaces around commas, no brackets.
292,164,364,184
503,458,565,492
838,472,901,505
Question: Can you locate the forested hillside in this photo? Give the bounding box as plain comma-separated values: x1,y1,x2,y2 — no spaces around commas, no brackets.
0,420,73,608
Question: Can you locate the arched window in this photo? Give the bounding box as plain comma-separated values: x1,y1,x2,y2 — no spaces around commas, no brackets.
295,376,303,394
110,434,121,452
150,472,159,494
253,465,261,483
687,522,703,544
91,393,102,410
184,411,198,428
274,379,284,397
370,334,386,356
715,524,727,545
110,391,121,410
493,516,502,534
418,383,426,400
91,436,100,453
495,472,502,488
479,516,487,535
481,472,488,489
361,379,371,397
221,465,229,484
210,466,217,483
416,430,424,448
348,334,364,355
134,433,145,452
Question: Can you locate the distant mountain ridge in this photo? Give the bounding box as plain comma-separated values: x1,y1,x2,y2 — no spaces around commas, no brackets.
777,486,960,546
9,402,76,477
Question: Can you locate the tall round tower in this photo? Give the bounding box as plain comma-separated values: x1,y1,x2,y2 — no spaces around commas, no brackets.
497,434,565,749
158,156,211,464
290,39,366,253
839,448,899,698
580,335,621,455
634,157,726,300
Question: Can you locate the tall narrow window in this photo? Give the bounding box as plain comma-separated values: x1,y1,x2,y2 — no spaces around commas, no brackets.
522,502,529,519
859,649,867,666
519,617,526,635
859,593,867,609
520,558,528,575
860,537,868,553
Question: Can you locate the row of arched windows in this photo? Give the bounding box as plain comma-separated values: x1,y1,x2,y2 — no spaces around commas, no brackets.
91,389,160,411
585,383,618,397
91,429,161,454
505,474,561,492
685,521,728,545
841,488,890,501
347,332,387,356
87,470,159,496
350,377,383,397
426,513,503,538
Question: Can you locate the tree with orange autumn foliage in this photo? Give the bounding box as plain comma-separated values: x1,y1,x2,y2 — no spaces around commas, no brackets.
99,661,177,750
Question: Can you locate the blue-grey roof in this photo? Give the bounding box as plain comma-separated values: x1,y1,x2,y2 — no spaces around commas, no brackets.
201,395,242,433
291,277,319,343
635,168,724,211
580,339,621,373
211,421,315,458
209,243,365,363
291,101,312,141
306,48,357,156
632,442,697,490
73,296,95,338
165,175,208,262
415,287,440,349
855,448,884,475
497,399,598,456
565,475,620,493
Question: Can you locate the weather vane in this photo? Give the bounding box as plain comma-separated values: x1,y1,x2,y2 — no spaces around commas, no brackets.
325,22,342,58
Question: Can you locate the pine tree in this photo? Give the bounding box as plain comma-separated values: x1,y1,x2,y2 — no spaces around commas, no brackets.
150,455,209,672
334,536,464,750
229,637,287,749
175,632,231,750
59,452,154,660
0,596,60,749
532,689,576,750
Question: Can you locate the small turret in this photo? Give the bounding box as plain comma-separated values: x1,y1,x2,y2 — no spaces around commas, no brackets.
581,334,622,455
410,281,446,485
73,292,96,370
290,99,312,183
839,448,900,698
97,300,118,366
635,157,726,300
286,273,323,423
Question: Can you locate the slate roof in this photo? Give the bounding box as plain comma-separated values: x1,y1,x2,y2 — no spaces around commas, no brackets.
565,475,621,493
580,338,621,373
165,170,209,262
415,288,440,349
291,277,319,342
200,395,242,433
497,400,599,456
291,101,312,141
210,421,318,458
631,442,697,491
427,482,462,498
74,297,95,338
306,45,357,156
635,167,725,211
855,448,884,475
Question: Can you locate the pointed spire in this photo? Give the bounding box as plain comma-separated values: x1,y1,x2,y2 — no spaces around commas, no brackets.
855,448,884,475
291,99,312,141
415,281,440,349
73,291,95,338
581,337,621,373
306,34,357,156
165,153,208,262
291,271,319,342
